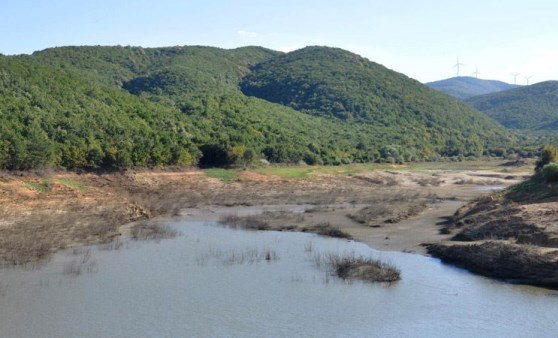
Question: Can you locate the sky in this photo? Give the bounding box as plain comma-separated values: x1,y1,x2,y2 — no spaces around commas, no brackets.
1,0,557,84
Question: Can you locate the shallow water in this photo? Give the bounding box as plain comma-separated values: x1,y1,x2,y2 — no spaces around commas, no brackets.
0,220,556,338
474,185,507,191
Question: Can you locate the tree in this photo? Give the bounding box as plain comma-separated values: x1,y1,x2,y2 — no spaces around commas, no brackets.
23,120,53,169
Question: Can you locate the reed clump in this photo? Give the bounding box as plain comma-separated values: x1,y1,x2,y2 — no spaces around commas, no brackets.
130,222,179,241
314,252,401,283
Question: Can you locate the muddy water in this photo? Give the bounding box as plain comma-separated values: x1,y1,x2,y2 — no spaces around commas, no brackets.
0,220,557,338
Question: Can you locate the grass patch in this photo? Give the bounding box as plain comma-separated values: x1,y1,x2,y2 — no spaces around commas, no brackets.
57,178,87,191
251,160,521,179
24,181,50,193
256,163,387,178
205,168,238,182
256,167,314,179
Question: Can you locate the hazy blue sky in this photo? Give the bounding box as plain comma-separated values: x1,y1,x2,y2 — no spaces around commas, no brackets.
2,0,557,83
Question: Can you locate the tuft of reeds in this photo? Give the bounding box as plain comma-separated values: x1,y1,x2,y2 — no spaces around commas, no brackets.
197,247,279,266
130,222,179,241
63,248,97,276
313,252,401,283
219,214,270,230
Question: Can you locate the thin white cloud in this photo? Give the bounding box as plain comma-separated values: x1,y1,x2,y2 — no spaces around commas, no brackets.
277,45,302,53
237,30,259,38
522,49,558,79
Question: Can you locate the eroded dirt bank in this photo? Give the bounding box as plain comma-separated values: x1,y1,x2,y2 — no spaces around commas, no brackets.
0,162,529,265
425,179,558,288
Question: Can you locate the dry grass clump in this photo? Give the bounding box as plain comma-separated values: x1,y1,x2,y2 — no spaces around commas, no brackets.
0,233,51,266
454,178,504,186
354,175,399,186
301,222,352,239
130,222,179,241
219,214,271,230
220,213,351,239
349,199,430,225
314,252,401,283
414,176,444,187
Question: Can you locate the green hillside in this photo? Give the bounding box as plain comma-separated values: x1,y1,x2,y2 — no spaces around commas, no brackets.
465,81,558,130
0,45,517,170
0,55,200,170
426,76,519,100
240,46,512,152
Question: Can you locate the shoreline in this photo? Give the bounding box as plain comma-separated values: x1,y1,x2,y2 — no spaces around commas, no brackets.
0,161,530,266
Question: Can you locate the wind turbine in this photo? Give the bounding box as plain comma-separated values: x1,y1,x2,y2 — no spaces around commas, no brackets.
511,72,520,85
452,57,465,77
471,66,481,79
524,75,533,85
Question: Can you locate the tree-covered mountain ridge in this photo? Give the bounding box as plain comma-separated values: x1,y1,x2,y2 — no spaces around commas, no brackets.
0,45,515,170
465,81,558,130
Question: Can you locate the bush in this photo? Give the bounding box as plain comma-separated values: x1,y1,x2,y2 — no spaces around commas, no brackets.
542,163,558,182
536,145,558,171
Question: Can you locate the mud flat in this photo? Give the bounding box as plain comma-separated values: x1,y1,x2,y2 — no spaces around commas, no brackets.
0,161,530,265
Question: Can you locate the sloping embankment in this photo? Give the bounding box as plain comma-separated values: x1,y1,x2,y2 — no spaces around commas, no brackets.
426,241,558,288
426,179,558,288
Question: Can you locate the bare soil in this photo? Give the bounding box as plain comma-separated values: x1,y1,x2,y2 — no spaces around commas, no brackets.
0,162,530,265
425,175,558,288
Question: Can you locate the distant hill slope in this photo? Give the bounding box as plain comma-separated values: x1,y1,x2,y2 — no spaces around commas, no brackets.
465,81,558,130
240,46,512,151
426,76,519,100
0,45,516,170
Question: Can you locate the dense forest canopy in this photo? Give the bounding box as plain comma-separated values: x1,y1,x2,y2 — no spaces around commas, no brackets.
0,45,519,170
465,81,558,130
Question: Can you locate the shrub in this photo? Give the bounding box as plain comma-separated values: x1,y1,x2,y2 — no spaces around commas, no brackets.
536,145,558,171
542,163,558,182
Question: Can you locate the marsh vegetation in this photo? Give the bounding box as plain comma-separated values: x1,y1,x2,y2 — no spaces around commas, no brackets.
313,251,401,283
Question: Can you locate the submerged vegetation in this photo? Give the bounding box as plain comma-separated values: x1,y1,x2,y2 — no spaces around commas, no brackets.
130,222,180,241
219,212,352,239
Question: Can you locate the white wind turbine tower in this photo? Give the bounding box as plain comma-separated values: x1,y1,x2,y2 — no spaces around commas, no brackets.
453,57,465,76
524,75,533,85
471,66,481,78
511,72,520,85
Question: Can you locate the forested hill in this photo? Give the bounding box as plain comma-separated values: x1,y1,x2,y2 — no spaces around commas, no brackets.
465,81,558,130
426,76,519,100
240,46,511,145
0,45,515,170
